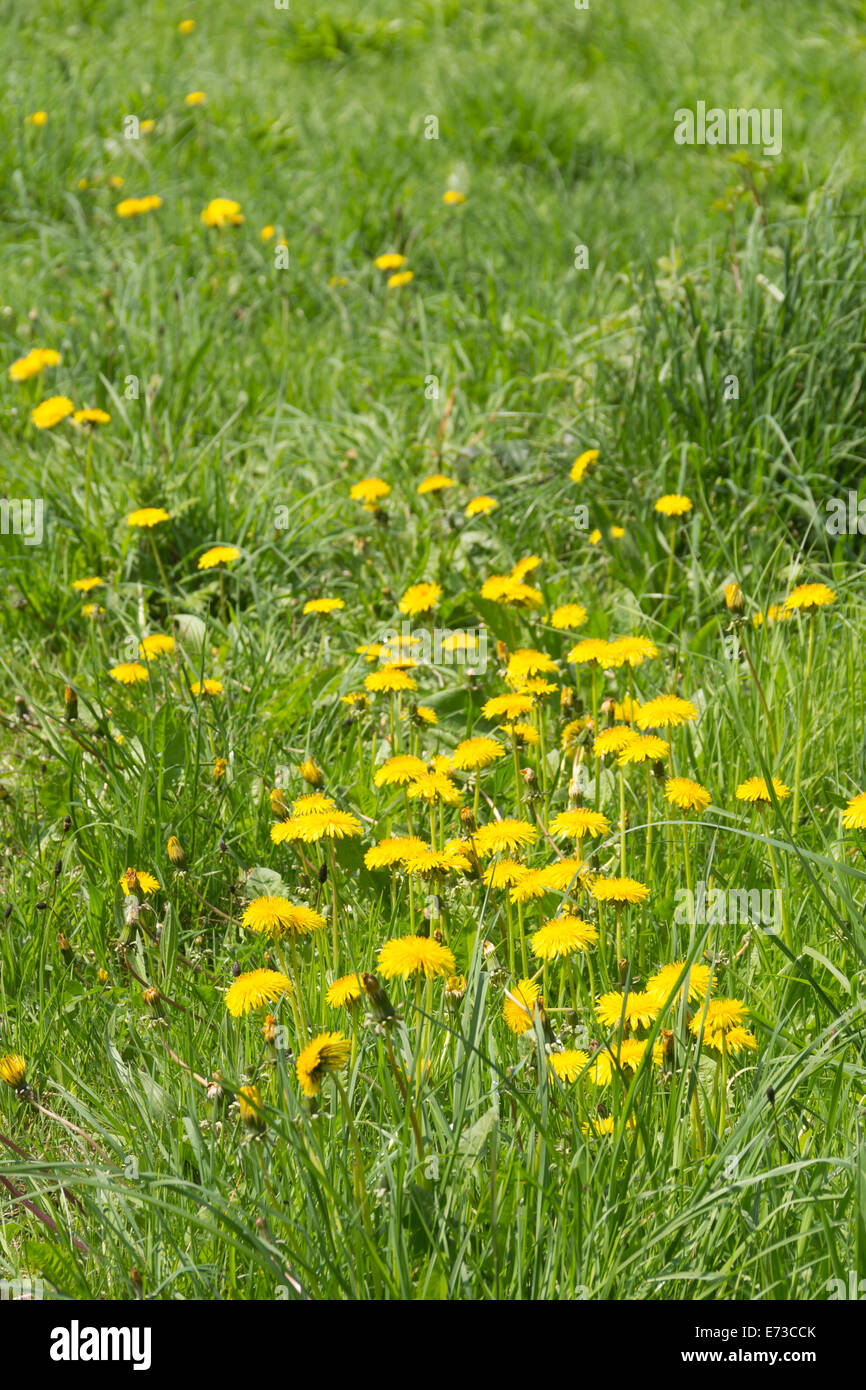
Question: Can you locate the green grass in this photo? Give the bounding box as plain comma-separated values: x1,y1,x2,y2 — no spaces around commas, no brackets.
1,0,866,1302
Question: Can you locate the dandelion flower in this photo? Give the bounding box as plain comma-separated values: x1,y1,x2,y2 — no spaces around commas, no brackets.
32,395,74,429
549,603,587,630
350,477,390,505
842,793,866,830
296,1032,351,1097
326,973,365,1008
374,253,407,270
398,582,441,616
443,189,466,205
377,935,456,980
691,998,748,1036
198,545,240,569
139,633,175,660
654,494,693,517
548,808,611,840
567,638,610,667
243,896,326,940
570,449,599,483
784,583,836,611
407,772,462,805
452,737,505,771
185,91,207,106
303,597,345,615
589,876,649,906
532,915,597,959
635,695,698,730
665,777,711,812
593,726,639,757
72,576,103,593
503,978,540,1035
120,869,160,896
549,1049,590,1082
365,665,418,694
645,961,714,1008
387,270,414,289
127,507,170,528
373,755,428,788
617,734,669,765
465,495,497,516
418,473,454,495
473,818,538,857
225,968,293,1017
9,347,60,382
482,693,534,721
0,1054,27,1089
735,776,790,805
201,198,243,228
605,636,659,668
109,662,149,685
190,679,223,696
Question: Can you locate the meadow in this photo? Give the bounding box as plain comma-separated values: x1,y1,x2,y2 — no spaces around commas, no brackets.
1,0,866,1302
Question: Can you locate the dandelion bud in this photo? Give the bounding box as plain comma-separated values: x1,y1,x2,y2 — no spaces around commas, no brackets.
130,1267,143,1296
167,835,185,866
361,972,396,1023
97,968,109,985
58,932,74,964
219,839,229,854
459,807,476,834
142,986,160,1009
496,639,509,664
766,1085,776,1107
3,904,11,920
445,974,466,1004
63,815,72,833
263,1013,277,1045
238,1084,266,1132
213,758,227,782
560,686,574,710
269,787,289,817
35,901,48,911
232,960,241,977
64,685,78,721
54,859,62,879
318,862,328,885
724,582,744,614
299,757,322,786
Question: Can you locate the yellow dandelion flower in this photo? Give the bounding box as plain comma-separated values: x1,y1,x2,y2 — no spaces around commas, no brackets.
374,253,407,270
365,665,418,693
72,576,103,592
567,638,611,667
418,473,454,495
127,507,170,528
452,737,505,771
549,603,587,630
0,1054,27,1089
783,583,836,611
185,91,207,106
374,755,428,788
303,597,345,615
387,270,414,288
654,494,693,517
549,1049,590,1082
665,777,711,812
481,693,534,721
691,998,748,1036
326,973,365,1008
407,772,462,805
398,582,441,616
465,495,497,516
109,662,149,685
635,695,698,730
443,189,466,205
605,636,659,668
377,935,456,980
190,679,223,696
9,347,61,382
350,477,390,504
198,545,240,569
589,876,649,906
296,1032,351,1097
242,896,326,939
842,792,866,830
548,808,611,839
139,633,175,660
570,449,599,483
32,395,74,429
473,818,538,857
503,978,540,1036
225,968,293,1018
532,915,597,959
735,776,790,805
201,198,243,228
120,869,160,896
617,734,669,765
645,961,714,1008
593,726,639,757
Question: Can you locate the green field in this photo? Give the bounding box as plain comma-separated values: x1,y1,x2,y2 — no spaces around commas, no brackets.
2,0,866,1302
